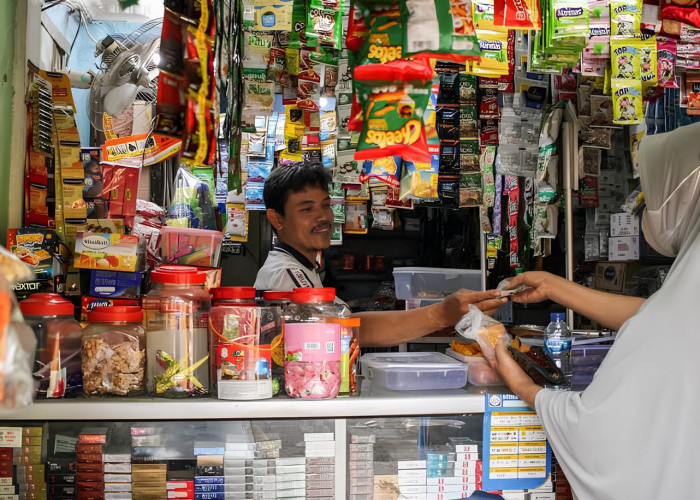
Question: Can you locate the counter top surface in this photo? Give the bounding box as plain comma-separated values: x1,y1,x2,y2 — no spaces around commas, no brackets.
0,382,508,421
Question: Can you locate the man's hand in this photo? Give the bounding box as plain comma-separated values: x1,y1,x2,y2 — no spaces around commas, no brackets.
506,271,559,304
434,289,507,329
487,338,543,408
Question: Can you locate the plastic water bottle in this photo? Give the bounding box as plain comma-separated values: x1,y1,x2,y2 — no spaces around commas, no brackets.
544,313,572,390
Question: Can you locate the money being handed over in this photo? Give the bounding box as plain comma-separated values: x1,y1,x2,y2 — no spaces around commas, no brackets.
497,279,532,298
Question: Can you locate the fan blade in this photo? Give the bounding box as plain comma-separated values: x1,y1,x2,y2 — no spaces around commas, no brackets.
104,83,139,116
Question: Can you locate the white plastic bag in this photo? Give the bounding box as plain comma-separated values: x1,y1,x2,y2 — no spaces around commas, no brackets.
455,305,511,360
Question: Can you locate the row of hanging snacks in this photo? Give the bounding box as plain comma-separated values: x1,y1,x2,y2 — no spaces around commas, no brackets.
157,2,217,166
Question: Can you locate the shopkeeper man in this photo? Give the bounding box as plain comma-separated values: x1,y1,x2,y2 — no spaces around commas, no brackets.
254,163,506,347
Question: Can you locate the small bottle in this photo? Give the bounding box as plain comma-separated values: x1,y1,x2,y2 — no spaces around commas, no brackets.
544,312,572,390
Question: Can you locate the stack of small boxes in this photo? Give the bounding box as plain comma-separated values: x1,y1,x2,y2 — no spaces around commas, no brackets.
131,464,166,499
223,434,252,499
194,444,224,500
76,428,107,500
0,446,15,500
165,478,194,500
47,459,76,500
426,440,482,500
16,427,46,500
348,432,374,500
250,433,281,500
103,453,131,500
275,456,305,499
397,460,427,500
304,433,334,499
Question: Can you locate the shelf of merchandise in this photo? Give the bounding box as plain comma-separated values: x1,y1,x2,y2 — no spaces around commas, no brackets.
0,385,495,421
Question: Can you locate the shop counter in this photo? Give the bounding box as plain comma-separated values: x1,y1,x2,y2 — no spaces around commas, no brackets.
0,382,507,421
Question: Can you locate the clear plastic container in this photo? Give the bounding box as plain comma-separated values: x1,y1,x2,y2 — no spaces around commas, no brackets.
283,288,342,399
160,226,224,267
142,265,210,397
19,293,82,398
210,287,277,400
360,352,468,391
445,348,503,387
82,306,145,397
392,267,482,300
261,290,292,397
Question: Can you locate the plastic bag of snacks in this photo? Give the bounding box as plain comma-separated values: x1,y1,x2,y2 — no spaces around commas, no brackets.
167,166,218,229
455,304,512,361
0,248,37,409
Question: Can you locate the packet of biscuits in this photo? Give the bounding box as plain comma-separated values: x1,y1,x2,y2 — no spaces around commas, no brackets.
455,304,512,360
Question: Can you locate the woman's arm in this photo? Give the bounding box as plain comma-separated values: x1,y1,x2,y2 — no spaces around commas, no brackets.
355,289,507,347
507,272,645,331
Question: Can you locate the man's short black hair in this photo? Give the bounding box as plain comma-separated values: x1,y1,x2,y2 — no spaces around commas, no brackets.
263,163,330,215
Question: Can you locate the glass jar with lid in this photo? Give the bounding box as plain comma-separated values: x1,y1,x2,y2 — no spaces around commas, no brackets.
19,293,82,398
210,287,275,400
82,306,145,397
142,265,210,397
283,288,342,399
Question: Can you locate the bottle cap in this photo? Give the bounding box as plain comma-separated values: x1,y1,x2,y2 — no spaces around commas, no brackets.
88,306,143,323
550,312,566,322
150,265,207,285
211,287,257,302
20,293,74,317
291,287,336,304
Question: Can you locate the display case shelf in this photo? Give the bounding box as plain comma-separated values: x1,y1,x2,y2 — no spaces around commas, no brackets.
0,384,496,421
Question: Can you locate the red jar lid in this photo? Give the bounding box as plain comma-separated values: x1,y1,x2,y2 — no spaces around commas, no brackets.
292,287,336,304
211,287,256,302
88,306,143,323
20,293,74,316
150,265,206,285
263,291,293,301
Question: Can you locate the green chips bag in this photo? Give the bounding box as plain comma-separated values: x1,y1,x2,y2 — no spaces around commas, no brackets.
400,0,480,60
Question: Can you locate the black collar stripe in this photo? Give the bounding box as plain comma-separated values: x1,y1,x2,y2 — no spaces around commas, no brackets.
272,243,319,271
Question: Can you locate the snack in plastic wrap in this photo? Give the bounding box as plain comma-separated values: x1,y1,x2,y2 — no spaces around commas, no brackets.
657,37,679,89
455,304,512,360
284,360,341,399
167,166,217,229
613,79,643,124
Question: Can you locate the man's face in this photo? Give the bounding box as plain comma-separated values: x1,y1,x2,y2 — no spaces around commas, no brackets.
274,185,333,253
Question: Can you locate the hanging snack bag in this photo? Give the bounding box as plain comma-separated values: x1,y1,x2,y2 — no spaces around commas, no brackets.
400,0,481,60
611,38,642,80
494,0,542,29
551,0,589,39
472,30,510,76
357,9,405,66
612,79,643,124
640,35,657,89
346,0,370,52
610,0,642,39
360,156,403,186
306,0,344,50
657,37,679,89
353,62,433,163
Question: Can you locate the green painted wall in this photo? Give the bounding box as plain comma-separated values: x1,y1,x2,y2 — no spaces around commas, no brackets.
0,0,17,241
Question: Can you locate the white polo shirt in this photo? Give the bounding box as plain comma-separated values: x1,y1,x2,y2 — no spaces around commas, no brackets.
254,243,323,291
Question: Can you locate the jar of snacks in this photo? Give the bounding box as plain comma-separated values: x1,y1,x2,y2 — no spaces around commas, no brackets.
82,306,145,397
210,287,276,400
19,293,82,398
142,265,210,397
262,291,292,397
283,288,342,399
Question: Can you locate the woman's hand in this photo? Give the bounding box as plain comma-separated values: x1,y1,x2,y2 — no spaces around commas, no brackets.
487,337,543,409
506,271,560,304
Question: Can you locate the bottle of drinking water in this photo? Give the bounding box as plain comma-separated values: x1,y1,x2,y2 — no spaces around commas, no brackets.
544,313,572,390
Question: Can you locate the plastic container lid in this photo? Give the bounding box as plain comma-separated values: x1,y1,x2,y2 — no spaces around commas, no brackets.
361,352,464,371
88,306,144,323
262,291,293,302
211,287,256,302
291,287,336,304
150,265,206,285
550,312,566,322
20,293,74,316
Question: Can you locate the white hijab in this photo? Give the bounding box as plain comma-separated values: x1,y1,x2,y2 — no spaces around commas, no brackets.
534,123,700,500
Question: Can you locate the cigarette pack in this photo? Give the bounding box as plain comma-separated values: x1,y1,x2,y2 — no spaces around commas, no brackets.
349,444,374,452
104,463,130,474
194,477,224,485
103,474,130,483
275,458,305,466
104,494,132,500
305,457,334,465
104,483,131,492
398,461,427,470
193,484,224,493
303,434,334,442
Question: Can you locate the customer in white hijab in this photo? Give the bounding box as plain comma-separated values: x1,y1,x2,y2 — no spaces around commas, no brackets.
489,121,700,500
